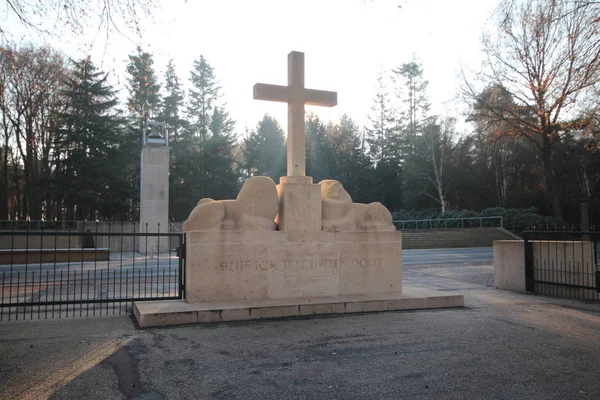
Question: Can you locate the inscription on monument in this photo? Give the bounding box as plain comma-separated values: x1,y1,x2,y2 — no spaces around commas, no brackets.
219,258,383,272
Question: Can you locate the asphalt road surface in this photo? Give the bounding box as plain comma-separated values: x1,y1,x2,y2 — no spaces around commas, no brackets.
1,267,600,400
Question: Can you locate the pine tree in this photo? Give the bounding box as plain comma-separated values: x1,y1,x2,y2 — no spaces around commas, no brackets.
365,72,399,163
327,115,373,201
188,55,219,141
392,54,431,154
126,46,161,132
169,54,240,219
160,59,186,142
243,114,286,180
306,113,334,183
52,57,125,220
365,72,403,209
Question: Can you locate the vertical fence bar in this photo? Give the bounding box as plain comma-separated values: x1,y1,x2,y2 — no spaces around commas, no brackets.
38,228,43,317
16,271,20,320
595,236,600,294
59,270,63,317
524,233,534,292
87,269,90,317
45,270,49,319
23,224,29,320
131,224,136,304
179,233,185,299
156,224,160,298
144,223,148,298
119,223,124,313
1,271,4,321
581,237,586,300
9,225,15,321
94,222,98,316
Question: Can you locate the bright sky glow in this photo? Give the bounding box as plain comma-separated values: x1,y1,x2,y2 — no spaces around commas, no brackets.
2,0,499,135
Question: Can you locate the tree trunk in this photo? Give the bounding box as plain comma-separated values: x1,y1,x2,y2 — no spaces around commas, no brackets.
541,138,562,218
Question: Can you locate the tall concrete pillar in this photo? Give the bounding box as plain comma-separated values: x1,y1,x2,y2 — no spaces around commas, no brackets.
139,123,169,254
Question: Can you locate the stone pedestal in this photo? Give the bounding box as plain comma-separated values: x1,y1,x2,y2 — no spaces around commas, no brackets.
185,231,402,303
133,228,465,328
139,146,169,253
276,176,321,232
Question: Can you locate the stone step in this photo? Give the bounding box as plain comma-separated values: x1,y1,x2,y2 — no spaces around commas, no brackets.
133,288,464,328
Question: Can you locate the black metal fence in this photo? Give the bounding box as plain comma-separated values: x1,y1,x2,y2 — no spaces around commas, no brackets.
524,231,600,301
0,227,185,320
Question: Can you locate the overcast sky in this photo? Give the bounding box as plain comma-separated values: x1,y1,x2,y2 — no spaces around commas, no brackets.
2,0,499,135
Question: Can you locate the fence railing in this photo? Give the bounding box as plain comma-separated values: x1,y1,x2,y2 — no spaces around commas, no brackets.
393,216,503,230
0,230,185,321
0,220,184,232
523,231,599,301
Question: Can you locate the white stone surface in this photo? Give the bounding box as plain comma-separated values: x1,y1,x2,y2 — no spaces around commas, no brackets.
494,240,526,292
183,176,279,231
320,180,395,232
275,180,322,232
133,288,464,328
184,231,402,303
253,51,337,177
139,146,169,253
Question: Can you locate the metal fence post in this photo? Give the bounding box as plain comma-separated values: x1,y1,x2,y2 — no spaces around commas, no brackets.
524,233,534,292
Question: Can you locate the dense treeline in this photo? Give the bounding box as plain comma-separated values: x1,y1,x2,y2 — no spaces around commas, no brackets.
0,0,599,226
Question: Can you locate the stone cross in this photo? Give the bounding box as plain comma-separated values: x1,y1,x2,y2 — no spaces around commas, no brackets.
253,51,337,177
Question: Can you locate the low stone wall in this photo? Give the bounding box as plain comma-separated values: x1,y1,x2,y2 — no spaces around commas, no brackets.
494,240,526,292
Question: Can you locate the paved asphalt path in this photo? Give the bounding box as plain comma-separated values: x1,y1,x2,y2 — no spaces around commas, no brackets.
2,259,600,399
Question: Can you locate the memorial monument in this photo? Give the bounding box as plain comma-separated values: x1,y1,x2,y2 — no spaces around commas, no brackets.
139,121,169,254
133,51,463,327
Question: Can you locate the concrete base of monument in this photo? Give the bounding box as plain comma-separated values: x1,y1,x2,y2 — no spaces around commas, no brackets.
132,288,464,328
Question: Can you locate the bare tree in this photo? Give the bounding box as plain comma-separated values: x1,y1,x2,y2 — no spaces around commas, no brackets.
0,45,66,219
408,116,456,213
1,0,158,41
463,0,600,217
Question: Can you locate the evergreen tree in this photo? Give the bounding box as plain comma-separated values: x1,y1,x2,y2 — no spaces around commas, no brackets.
188,55,219,141
243,114,286,180
365,72,403,209
366,72,399,163
160,59,186,142
52,57,125,220
168,54,239,220
326,115,373,201
126,46,161,132
392,54,430,153
306,113,334,183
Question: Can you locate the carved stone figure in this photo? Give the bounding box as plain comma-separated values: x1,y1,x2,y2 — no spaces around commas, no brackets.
183,176,279,231
319,180,396,232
